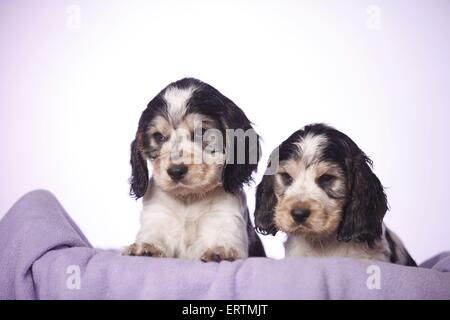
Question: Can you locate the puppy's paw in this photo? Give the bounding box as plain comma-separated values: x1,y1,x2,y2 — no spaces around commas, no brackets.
123,243,167,258
200,246,241,263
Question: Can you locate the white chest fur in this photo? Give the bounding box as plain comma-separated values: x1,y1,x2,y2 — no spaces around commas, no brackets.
135,180,249,260
284,233,390,262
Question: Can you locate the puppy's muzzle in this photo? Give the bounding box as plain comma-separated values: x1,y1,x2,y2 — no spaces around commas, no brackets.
291,208,310,224
167,164,188,181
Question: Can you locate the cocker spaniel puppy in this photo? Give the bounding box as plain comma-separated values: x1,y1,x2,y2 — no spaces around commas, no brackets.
254,123,416,266
124,78,265,261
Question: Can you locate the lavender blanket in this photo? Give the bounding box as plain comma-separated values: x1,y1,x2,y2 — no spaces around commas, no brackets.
1,190,449,300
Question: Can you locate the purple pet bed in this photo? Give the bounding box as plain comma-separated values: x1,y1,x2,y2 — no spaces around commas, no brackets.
1,190,449,300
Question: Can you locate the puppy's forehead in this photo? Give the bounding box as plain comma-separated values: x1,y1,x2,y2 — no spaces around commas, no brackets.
294,133,327,165
148,83,217,133
148,115,171,133
163,85,198,123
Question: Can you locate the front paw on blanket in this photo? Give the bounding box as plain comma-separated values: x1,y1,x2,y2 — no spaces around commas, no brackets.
123,243,167,258
201,246,240,262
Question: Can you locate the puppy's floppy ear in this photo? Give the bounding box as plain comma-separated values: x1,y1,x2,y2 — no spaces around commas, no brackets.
337,151,388,247
254,155,279,235
223,129,260,193
221,102,261,193
129,135,149,199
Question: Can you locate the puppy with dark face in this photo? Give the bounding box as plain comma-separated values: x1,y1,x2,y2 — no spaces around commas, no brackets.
254,124,416,266
124,78,265,261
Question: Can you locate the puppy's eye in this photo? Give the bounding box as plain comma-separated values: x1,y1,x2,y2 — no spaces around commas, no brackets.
318,174,336,186
152,132,167,144
279,172,293,185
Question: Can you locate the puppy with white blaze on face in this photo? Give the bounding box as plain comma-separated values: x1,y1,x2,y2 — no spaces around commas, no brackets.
254,124,416,266
124,78,265,262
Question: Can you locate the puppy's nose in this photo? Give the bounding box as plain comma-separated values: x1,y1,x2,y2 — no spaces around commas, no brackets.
167,165,188,181
291,208,310,224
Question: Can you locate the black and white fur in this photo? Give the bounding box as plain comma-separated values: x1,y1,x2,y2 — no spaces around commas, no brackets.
254,124,416,266
125,78,264,261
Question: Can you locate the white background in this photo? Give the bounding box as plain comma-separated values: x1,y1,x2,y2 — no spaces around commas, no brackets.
1,0,450,262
